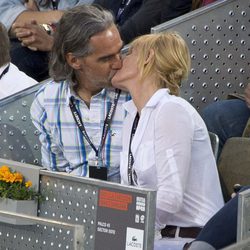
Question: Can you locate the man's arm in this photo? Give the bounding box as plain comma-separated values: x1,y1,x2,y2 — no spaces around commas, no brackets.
1,0,93,32
0,0,62,37
118,0,162,44
13,20,54,51
10,10,63,37
9,0,62,50
95,0,192,44
0,0,62,33
13,9,63,27
94,0,163,44
0,0,27,31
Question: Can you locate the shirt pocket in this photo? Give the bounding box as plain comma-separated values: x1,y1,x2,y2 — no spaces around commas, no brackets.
134,141,157,188
108,128,122,150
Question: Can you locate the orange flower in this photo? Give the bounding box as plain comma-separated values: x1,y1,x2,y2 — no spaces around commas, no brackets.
25,181,32,188
0,165,42,201
0,166,10,180
9,173,16,183
0,166,10,172
2,171,13,183
14,172,23,183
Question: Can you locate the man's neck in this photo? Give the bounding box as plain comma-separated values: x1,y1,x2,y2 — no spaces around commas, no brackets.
75,85,103,108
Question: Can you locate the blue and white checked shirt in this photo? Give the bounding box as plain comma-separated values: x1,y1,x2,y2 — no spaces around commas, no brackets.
30,79,129,181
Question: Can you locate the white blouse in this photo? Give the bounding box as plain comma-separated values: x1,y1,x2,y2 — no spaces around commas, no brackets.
0,63,37,100
120,89,224,230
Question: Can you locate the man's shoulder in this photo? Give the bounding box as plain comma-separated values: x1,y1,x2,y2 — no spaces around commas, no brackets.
31,79,71,120
35,79,70,101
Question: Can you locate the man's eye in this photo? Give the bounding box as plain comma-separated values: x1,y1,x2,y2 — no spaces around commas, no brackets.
101,57,112,62
126,50,132,56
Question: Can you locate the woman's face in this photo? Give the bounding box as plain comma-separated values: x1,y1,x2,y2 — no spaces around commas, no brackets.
111,47,140,91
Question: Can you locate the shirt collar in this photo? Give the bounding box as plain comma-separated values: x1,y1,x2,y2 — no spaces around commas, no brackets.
0,63,10,76
65,81,117,105
123,88,170,114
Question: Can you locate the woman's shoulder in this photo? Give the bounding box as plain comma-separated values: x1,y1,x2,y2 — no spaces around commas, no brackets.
157,94,199,119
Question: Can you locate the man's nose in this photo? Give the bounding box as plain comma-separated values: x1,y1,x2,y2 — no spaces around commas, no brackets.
111,54,122,69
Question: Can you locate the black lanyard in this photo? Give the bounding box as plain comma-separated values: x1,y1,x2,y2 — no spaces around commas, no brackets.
116,0,132,23
51,0,59,10
128,112,139,185
69,89,121,162
0,64,10,80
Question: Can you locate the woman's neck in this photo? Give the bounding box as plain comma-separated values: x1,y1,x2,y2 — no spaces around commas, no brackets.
129,78,159,114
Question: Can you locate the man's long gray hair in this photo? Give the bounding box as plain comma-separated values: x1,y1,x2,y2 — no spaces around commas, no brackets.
49,4,115,82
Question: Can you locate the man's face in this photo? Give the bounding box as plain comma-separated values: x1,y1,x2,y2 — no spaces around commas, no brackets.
77,25,123,90
112,47,140,91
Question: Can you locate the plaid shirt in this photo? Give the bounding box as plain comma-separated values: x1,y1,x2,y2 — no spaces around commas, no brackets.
30,79,129,179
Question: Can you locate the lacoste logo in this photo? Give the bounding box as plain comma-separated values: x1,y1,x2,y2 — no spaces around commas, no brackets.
132,236,137,242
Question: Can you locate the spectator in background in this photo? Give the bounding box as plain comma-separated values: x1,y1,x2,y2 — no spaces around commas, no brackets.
187,186,250,250
0,0,193,82
93,0,192,44
201,89,250,158
111,32,224,249
0,0,93,82
30,5,129,183
0,22,37,100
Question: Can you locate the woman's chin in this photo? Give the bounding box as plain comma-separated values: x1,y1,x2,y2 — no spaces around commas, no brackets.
111,79,118,88
111,75,130,91
111,77,120,88
111,81,128,92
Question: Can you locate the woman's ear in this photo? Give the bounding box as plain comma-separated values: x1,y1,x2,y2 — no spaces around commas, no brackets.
144,49,155,65
65,53,82,70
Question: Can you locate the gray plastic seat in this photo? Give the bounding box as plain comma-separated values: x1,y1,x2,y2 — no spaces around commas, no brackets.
209,131,219,161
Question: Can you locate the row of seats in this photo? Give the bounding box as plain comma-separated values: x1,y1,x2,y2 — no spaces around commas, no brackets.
0,0,249,249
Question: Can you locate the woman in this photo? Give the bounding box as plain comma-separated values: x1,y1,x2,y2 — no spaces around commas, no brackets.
111,32,224,248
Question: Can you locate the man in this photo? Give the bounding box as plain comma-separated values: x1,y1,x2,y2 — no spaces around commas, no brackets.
30,5,129,183
0,22,37,99
0,0,93,81
94,0,192,44
202,84,250,158
1,0,192,81
186,186,250,250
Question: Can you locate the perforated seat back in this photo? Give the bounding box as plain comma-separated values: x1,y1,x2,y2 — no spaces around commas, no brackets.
152,0,249,112
0,82,46,165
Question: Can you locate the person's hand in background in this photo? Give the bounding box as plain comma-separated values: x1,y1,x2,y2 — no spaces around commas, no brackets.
12,20,54,51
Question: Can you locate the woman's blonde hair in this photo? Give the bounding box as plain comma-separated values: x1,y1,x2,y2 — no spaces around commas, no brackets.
130,32,191,96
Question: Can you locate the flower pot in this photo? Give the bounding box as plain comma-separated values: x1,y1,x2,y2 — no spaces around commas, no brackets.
0,198,37,225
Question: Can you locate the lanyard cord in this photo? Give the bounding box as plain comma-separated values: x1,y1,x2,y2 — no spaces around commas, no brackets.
0,64,10,80
116,0,132,22
69,89,121,164
127,112,140,185
51,0,59,10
